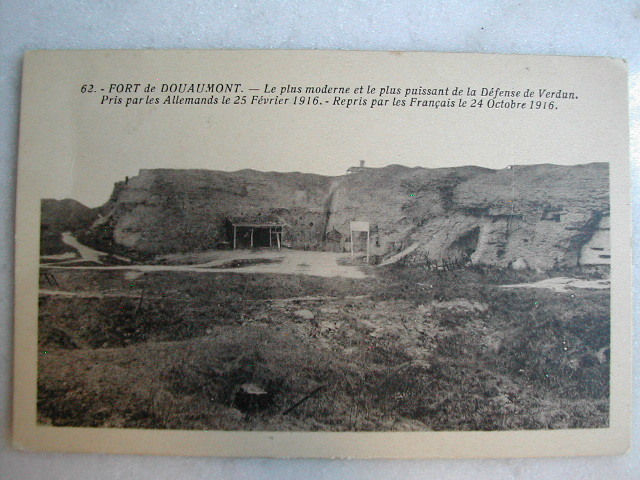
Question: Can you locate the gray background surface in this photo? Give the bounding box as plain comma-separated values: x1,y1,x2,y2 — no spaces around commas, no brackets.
1,1,638,478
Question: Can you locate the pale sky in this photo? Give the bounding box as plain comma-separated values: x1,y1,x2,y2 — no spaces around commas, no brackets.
21,50,627,208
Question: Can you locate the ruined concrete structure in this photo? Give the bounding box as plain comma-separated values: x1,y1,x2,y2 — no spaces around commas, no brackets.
84,163,609,271
579,216,610,266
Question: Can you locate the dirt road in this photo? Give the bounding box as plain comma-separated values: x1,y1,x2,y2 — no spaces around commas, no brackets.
44,247,368,279
501,277,610,293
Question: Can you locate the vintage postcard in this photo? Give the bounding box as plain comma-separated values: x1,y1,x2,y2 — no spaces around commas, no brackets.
13,49,631,458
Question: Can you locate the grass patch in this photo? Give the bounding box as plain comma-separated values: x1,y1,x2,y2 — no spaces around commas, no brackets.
37,266,610,430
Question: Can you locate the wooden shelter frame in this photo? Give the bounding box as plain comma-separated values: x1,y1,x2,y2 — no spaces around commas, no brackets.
231,222,285,250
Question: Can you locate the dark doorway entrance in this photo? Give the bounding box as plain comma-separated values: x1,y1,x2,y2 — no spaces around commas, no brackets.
231,222,285,250
449,226,480,261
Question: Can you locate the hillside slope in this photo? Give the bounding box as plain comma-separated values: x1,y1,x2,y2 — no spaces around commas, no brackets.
40,198,99,255
71,163,608,270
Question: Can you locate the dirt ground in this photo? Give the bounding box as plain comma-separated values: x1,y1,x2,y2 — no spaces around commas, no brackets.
37,257,610,432
501,277,610,293
44,235,368,278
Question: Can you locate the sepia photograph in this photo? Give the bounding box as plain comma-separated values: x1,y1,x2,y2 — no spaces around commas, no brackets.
13,49,630,458
37,161,611,432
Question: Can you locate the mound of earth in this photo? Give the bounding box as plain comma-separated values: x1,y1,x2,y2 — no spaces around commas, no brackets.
62,163,608,271
40,198,99,255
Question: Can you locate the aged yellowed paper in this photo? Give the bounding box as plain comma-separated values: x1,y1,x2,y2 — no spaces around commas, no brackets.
14,50,631,457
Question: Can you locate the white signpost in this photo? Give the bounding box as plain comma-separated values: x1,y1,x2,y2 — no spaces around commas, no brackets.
350,220,370,263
